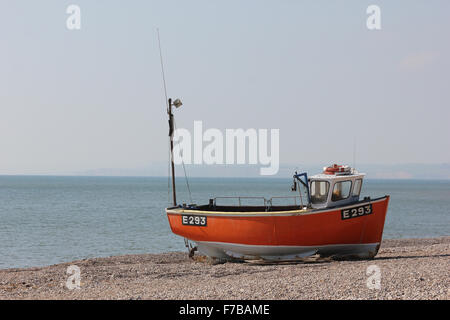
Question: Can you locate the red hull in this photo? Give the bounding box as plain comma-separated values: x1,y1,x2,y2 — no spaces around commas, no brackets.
166,196,389,260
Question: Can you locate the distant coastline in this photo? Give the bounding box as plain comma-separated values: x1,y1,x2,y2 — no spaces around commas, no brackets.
1,162,450,180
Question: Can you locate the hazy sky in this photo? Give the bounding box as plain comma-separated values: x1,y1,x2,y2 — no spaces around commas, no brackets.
1,1,449,175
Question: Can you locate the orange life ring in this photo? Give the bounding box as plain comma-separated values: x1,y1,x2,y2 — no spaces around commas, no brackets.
323,164,347,175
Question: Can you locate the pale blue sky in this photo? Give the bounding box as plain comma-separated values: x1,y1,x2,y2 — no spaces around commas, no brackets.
1,1,449,175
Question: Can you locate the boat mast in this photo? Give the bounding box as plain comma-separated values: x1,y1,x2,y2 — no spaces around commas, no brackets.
157,29,182,207
168,98,177,206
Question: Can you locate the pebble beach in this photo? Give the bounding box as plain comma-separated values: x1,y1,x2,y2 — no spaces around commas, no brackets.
0,237,448,300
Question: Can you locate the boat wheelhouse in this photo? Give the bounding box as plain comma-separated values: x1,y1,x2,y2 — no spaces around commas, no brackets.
309,164,365,209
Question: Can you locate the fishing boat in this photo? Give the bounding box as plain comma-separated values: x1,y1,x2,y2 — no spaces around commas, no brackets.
163,99,389,261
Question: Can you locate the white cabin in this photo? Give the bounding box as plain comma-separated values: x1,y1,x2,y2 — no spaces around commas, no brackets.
309,165,365,209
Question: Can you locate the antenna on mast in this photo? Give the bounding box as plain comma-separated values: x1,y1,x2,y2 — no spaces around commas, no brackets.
157,28,169,112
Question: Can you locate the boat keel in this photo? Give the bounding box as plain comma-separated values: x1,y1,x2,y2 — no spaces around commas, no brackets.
195,241,380,261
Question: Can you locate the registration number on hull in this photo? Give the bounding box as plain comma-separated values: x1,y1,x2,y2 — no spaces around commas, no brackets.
182,215,207,226
341,204,372,220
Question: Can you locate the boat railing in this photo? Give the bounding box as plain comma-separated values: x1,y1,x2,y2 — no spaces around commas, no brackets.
212,196,304,210
267,196,302,207
213,196,268,207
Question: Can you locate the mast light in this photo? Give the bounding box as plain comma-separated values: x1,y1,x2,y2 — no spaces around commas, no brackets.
173,99,183,108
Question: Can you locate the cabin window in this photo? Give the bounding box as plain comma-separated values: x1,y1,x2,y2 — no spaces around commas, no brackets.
310,181,330,204
352,179,362,197
332,180,352,201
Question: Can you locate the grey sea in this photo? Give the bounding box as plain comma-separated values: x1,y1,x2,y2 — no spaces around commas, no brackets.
1,176,449,269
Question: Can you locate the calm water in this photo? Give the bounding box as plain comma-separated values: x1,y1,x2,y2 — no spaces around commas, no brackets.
0,176,449,269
